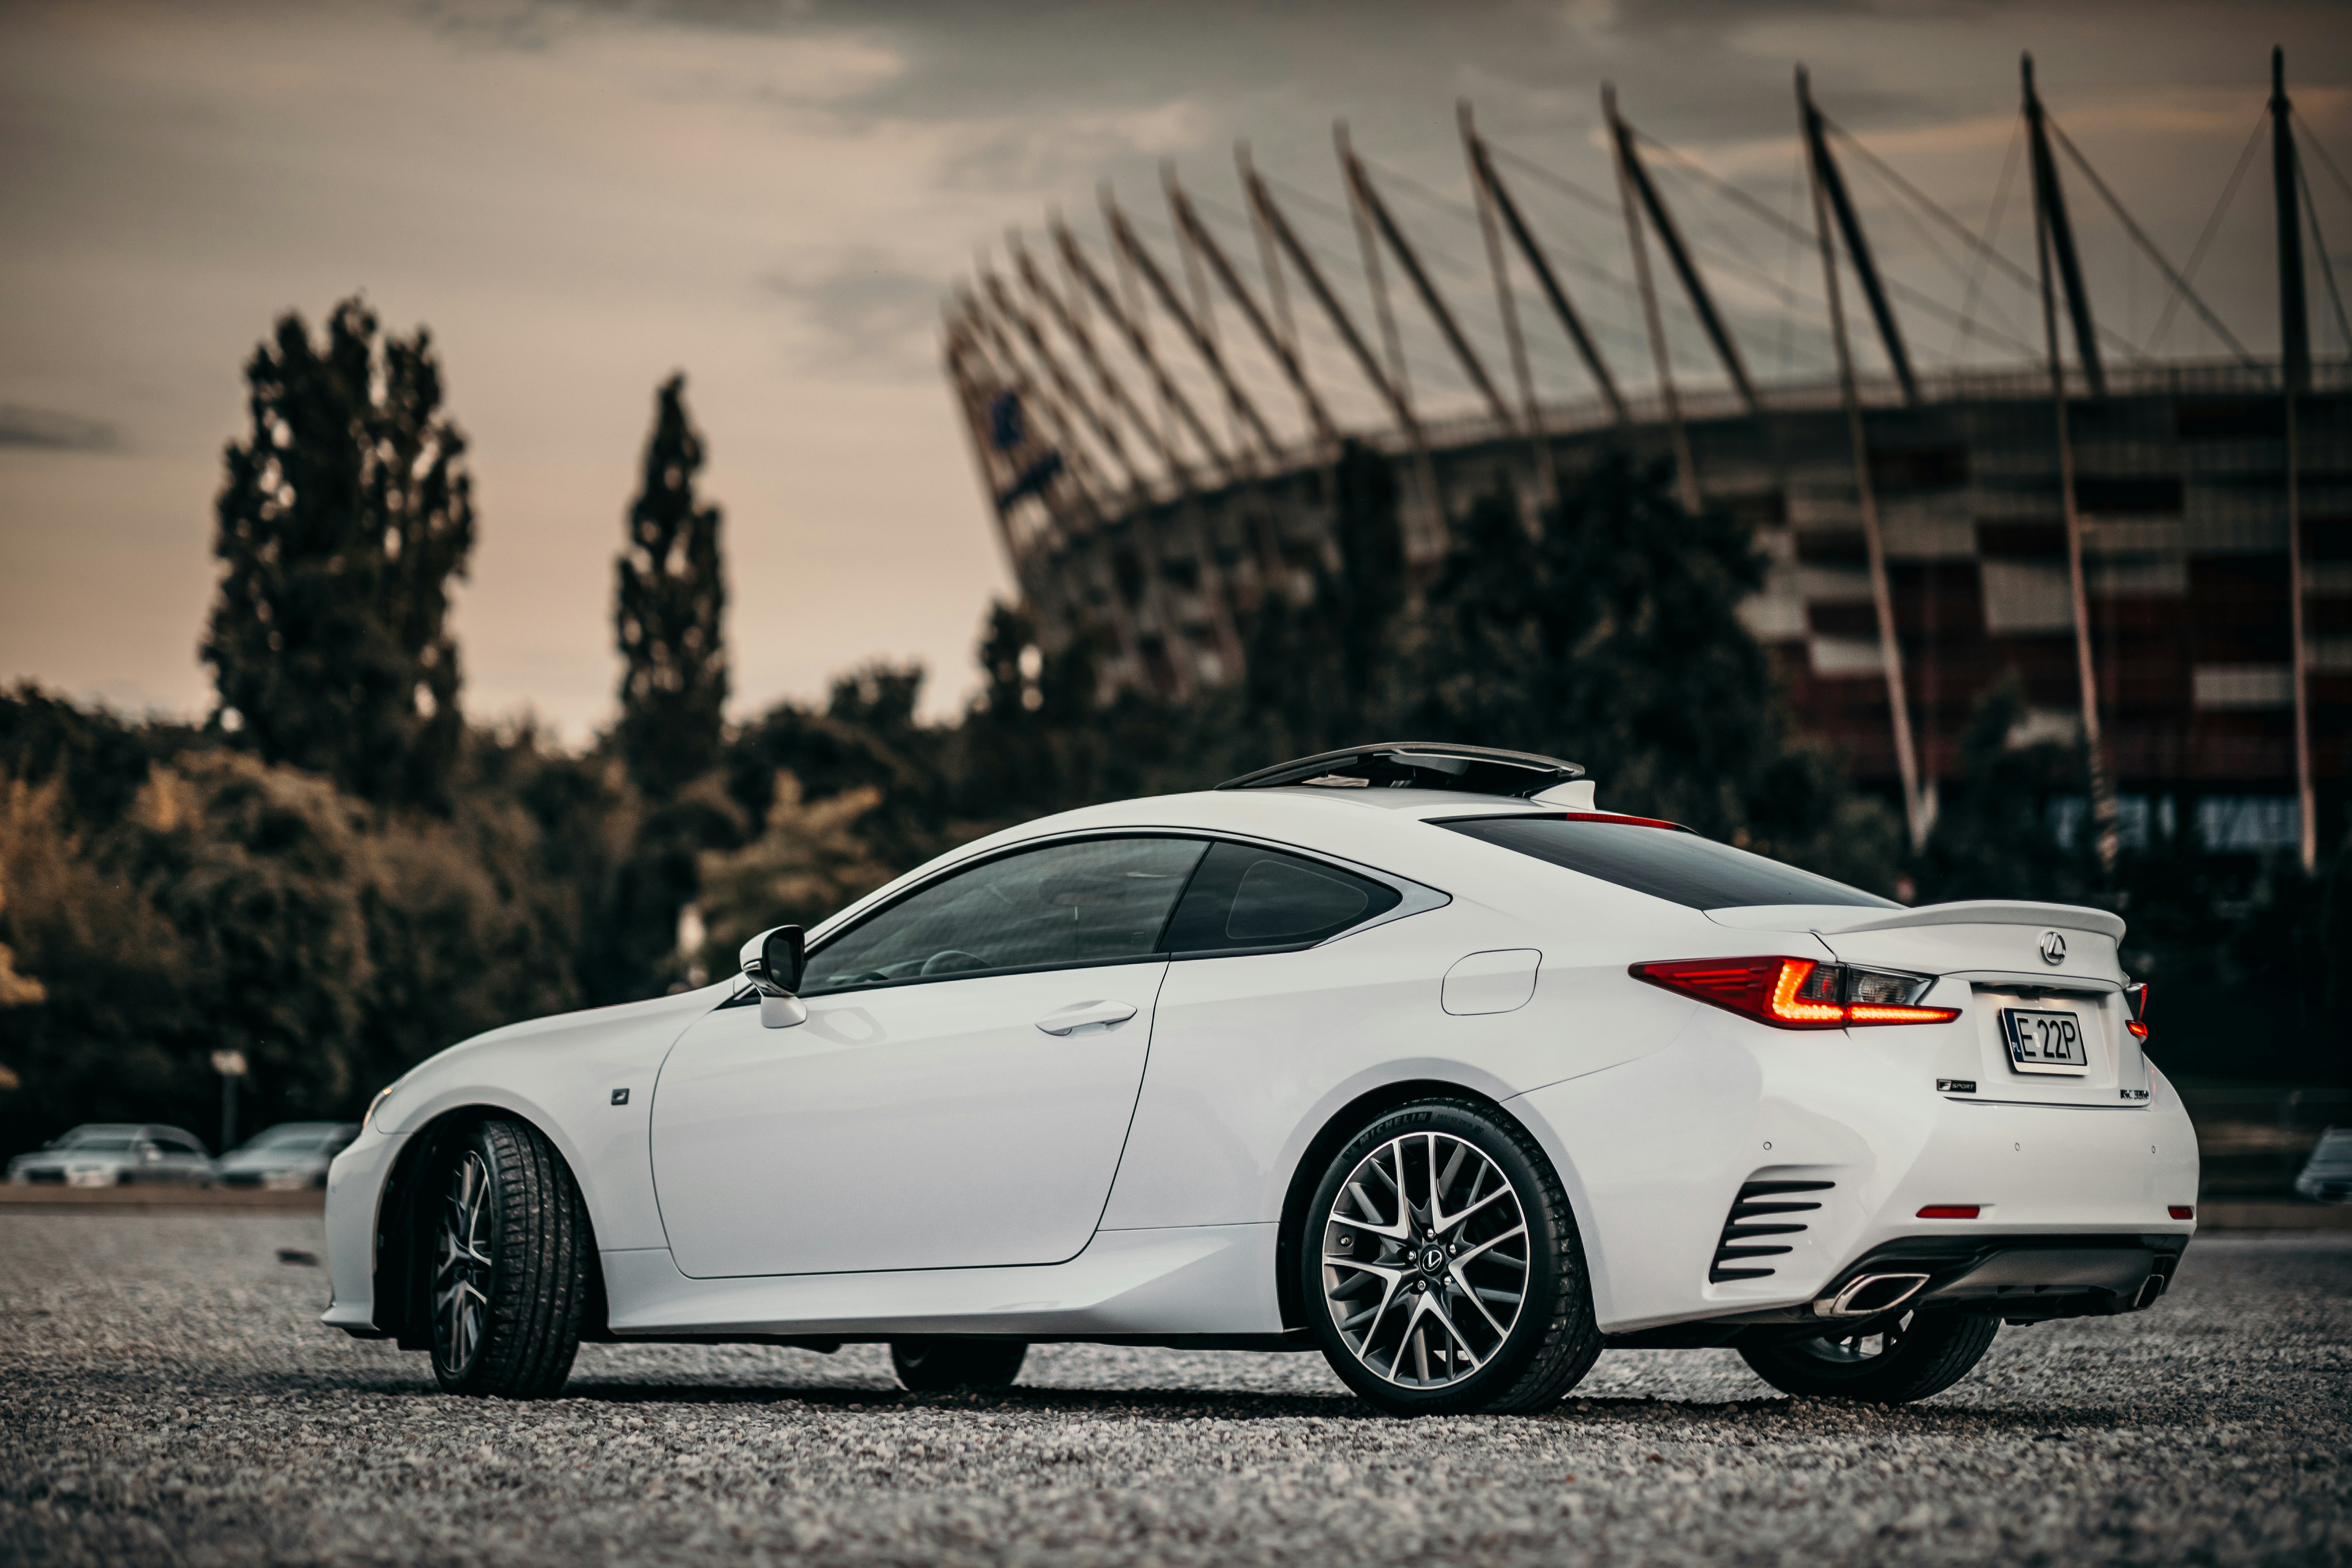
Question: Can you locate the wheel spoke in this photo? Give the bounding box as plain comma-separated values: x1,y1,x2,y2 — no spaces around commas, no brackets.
1454,1224,1527,1267
1438,1183,1513,1237
1451,1266,1513,1338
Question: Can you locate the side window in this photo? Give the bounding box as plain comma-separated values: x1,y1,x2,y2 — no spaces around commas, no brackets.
1161,841,1402,955
806,836,1209,994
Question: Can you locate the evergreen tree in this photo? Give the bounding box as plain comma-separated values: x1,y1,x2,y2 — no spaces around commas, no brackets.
615,374,728,803
1244,439,1406,756
203,298,476,809
1400,454,1900,890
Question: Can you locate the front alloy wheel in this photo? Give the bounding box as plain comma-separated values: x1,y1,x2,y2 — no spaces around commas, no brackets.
432,1149,494,1380
1303,1099,1600,1415
425,1118,593,1398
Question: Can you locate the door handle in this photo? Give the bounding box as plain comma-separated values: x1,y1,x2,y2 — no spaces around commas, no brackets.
1034,1000,1138,1036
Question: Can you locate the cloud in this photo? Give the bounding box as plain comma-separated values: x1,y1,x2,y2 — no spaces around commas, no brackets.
762,252,951,380
0,405,120,453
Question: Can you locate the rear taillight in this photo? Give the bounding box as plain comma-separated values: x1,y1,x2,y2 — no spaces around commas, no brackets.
1631,957,1959,1030
2124,982,2151,1041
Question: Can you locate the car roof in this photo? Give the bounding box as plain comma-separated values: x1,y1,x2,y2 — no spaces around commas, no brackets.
797,784,1669,951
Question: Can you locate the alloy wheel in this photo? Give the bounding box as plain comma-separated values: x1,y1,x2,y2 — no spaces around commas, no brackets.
433,1149,494,1376
1319,1131,1530,1388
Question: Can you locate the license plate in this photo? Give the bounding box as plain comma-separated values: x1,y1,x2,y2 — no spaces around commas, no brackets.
2002,1008,2089,1074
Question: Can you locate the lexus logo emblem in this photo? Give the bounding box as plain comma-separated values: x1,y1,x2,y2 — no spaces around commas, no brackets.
2039,931,2067,966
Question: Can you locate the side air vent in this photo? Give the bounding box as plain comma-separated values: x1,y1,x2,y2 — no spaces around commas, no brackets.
1709,1179,1836,1283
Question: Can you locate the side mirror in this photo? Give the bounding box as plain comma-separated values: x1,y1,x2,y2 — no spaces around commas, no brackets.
759,926,807,995
748,925,808,1029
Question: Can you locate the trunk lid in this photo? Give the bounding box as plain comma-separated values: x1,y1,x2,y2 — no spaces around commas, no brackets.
1707,900,2147,1108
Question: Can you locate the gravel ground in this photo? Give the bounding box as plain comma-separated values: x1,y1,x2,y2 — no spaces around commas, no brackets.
1,1215,2345,1567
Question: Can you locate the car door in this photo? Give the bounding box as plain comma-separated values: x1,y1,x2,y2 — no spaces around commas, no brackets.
150,1130,210,1185
650,834,1208,1279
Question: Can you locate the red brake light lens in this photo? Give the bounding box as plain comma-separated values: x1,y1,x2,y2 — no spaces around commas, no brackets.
1917,1204,1981,1219
2169,1205,2194,1220
2124,982,2151,1041
1631,957,1960,1029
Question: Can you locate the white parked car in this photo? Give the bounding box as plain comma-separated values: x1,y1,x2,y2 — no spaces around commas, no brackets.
217,1122,360,1189
8,1124,216,1187
325,744,2198,1414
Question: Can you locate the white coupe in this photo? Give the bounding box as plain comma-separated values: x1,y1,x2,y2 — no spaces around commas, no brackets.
326,743,2198,1415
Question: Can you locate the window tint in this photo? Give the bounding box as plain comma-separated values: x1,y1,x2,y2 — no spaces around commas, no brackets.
1162,841,1402,954
158,1133,204,1154
1437,816,1898,911
807,836,1208,994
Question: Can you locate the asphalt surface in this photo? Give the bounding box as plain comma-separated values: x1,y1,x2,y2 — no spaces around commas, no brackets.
1,1215,2345,1567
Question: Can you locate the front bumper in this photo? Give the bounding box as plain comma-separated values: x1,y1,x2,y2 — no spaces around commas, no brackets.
321,1128,412,1336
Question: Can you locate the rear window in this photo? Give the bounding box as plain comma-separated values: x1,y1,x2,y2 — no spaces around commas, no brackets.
1436,815,1898,911
1161,841,1402,954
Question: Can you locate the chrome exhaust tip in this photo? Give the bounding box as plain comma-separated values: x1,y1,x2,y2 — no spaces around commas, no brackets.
1813,1272,1931,1319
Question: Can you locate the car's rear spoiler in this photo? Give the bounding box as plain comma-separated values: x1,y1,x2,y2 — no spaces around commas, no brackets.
1708,899,2126,940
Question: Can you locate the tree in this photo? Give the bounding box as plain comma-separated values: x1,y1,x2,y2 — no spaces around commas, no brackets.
615,374,728,804
1399,455,1901,891
203,298,475,810
1244,440,1406,757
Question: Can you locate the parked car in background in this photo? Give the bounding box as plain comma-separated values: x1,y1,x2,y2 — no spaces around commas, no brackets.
2295,1129,2352,1203
218,1123,360,1189
7,1124,216,1186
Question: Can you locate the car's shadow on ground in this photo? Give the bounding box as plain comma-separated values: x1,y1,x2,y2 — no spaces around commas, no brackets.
516,1380,2150,1433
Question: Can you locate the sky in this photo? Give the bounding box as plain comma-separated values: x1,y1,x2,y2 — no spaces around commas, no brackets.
2,0,2347,739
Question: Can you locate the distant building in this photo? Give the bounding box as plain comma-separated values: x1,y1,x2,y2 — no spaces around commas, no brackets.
946,54,2346,861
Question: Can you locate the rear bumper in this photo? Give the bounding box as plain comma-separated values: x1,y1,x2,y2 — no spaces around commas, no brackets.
1514,1006,2200,1333
1719,1231,2190,1326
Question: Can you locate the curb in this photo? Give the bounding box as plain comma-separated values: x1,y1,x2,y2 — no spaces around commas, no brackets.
0,1185,326,1212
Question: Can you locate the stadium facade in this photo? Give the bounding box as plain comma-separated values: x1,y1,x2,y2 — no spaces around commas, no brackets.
944,53,2347,867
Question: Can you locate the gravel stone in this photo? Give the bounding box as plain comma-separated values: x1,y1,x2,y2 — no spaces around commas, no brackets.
1,1214,2345,1566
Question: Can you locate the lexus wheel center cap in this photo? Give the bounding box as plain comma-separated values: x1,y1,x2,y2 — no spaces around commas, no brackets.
1421,1246,1447,1273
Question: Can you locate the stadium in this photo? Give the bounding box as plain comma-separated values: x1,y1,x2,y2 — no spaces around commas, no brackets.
943,51,2348,869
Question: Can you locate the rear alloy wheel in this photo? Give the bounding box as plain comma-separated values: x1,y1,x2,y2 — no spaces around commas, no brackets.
1739,1308,1998,1404
428,1119,593,1398
1304,1099,1601,1416
890,1338,1028,1392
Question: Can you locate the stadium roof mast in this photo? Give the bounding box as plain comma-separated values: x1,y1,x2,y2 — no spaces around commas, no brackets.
1240,145,1443,528
1605,84,1700,513
944,303,1138,680
1162,166,1340,451
1054,215,1239,491
2025,54,2119,874
1104,186,1284,470
1460,101,1559,502
1337,128,1517,432
1799,67,1929,852
1798,74,1919,408
1014,232,1199,497
953,292,1170,695
2273,44,2316,874
1459,105,1629,428
1606,86,1762,419
2024,57,2106,399
981,265,1146,499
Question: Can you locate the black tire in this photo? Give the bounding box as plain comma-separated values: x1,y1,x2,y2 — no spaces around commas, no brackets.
890,1338,1028,1392
1301,1098,1601,1417
426,1118,593,1399
1739,1308,1998,1404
